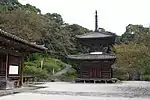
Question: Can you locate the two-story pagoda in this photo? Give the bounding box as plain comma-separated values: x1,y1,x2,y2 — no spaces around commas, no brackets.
68,11,117,83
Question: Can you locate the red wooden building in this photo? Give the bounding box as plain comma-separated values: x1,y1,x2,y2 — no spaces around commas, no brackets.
68,11,117,83
0,29,47,89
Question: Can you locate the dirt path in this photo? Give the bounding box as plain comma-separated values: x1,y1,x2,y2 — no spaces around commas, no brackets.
0,81,150,100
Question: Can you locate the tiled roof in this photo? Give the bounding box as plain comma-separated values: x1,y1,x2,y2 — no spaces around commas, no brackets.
0,29,47,51
76,31,116,39
67,53,116,60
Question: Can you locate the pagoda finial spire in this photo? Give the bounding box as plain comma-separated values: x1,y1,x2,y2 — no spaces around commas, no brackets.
95,10,98,32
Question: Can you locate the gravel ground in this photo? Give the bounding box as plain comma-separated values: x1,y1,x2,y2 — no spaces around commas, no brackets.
0,81,150,100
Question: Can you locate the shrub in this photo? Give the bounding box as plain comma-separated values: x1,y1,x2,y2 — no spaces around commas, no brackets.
142,75,150,81
24,65,49,81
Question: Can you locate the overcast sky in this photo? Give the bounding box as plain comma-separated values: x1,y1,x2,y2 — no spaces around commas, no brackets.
19,0,150,35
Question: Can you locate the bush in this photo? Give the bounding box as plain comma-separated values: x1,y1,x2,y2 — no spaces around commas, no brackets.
23,54,77,81
142,75,150,81
113,68,129,80
43,62,60,74
24,65,49,81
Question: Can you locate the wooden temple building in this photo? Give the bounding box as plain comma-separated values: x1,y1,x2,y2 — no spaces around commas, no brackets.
0,29,47,89
68,11,117,83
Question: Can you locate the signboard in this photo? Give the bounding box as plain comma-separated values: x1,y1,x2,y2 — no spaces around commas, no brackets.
9,65,19,74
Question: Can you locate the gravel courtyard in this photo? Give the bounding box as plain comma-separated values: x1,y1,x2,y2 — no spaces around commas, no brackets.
0,81,150,100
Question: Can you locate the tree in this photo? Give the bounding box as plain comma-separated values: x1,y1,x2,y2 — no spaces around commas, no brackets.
116,43,150,80
0,9,49,41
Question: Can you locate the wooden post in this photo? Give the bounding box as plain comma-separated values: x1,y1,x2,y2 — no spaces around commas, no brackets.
5,54,9,82
111,68,113,78
19,55,24,87
41,58,44,69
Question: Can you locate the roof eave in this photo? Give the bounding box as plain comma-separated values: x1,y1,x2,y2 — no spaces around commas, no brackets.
0,29,48,52
67,55,116,61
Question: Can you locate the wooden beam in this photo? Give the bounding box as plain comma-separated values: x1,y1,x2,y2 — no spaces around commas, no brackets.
0,46,23,56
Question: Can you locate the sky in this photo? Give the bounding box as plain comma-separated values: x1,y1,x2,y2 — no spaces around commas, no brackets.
19,0,150,35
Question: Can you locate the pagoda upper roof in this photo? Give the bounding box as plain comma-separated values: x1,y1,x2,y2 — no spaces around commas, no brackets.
76,31,116,39
67,53,116,60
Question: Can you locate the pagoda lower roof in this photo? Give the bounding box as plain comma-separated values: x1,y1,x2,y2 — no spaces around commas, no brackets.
67,54,116,60
76,31,115,39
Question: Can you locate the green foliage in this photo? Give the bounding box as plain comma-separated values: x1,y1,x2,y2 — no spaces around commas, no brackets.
24,65,49,81
116,24,150,80
0,9,49,41
21,4,41,14
142,75,150,81
116,24,150,44
56,68,78,82
113,68,128,80
0,4,9,13
44,13,63,25
0,0,21,12
26,53,45,61
24,53,77,81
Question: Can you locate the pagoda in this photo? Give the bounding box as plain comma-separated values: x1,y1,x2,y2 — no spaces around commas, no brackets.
68,11,117,83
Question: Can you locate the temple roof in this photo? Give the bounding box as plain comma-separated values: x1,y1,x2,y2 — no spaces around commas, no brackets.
76,31,116,39
67,54,116,60
0,29,47,52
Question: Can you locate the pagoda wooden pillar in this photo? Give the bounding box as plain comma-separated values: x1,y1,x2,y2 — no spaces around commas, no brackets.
111,68,113,78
